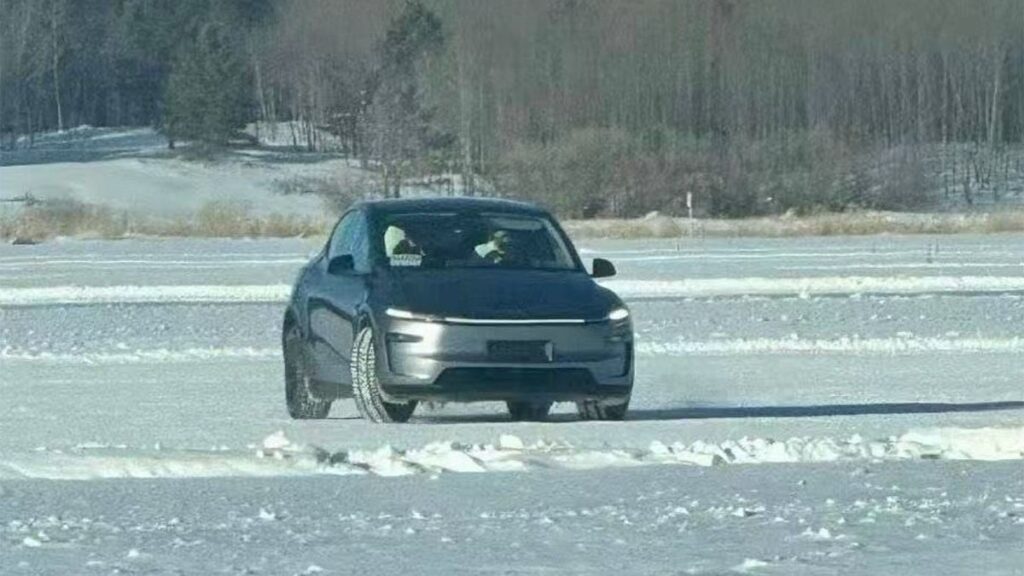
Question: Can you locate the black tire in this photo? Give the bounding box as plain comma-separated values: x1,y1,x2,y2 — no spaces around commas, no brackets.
283,323,331,419
576,397,630,421
506,401,553,422
351,326,417,423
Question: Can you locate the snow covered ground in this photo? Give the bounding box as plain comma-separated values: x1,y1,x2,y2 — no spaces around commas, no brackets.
1,234,1022,574
0,127,355,218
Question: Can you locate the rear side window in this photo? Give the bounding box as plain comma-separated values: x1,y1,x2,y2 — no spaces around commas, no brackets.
349,215,370,273
328,212,356,259
328,211,371,273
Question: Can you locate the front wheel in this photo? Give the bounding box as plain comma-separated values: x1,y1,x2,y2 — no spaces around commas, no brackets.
283,324,331,419
576,397,630,421
351,326,417,423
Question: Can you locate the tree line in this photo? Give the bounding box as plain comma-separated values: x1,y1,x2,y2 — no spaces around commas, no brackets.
1,0,1022,217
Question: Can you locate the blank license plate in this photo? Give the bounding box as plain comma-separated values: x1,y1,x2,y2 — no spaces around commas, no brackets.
487,340,552,363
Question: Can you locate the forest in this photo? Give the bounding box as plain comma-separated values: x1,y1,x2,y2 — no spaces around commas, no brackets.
1,0,1022,218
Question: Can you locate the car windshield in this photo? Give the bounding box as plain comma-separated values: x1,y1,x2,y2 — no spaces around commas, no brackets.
378,212,577,271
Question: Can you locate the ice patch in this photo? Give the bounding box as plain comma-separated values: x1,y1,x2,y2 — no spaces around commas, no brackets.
262,430,291,451
498,434,525,450
799,527,835,541
733,558,771,573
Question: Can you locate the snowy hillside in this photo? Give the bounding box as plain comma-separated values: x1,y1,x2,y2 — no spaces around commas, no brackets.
0,126,361,219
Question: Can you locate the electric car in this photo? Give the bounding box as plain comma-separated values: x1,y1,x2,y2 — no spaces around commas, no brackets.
282,197,633,423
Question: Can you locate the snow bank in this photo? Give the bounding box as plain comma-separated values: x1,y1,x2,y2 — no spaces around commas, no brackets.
2,427,1020,480
603,276,1024,299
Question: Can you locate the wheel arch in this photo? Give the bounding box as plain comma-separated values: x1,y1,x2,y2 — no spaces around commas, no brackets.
353,305,376,335
352,306,387,373
282,305,305,345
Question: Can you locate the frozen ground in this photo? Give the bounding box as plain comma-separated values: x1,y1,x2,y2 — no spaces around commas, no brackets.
0,234,1022,574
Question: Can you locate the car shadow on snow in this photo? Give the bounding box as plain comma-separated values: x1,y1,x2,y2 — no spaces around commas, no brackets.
625,400,1024,421
410,401,1024,424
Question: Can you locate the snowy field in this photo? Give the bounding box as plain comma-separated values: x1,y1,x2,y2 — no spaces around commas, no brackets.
0,127,347,219
1,234,1023,574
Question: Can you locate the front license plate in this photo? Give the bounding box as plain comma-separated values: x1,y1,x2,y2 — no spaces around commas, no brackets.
487,340,552,363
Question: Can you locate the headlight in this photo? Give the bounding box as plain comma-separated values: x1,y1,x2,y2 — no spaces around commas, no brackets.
607,307,630,321
386,308,440,322
386,307,416,320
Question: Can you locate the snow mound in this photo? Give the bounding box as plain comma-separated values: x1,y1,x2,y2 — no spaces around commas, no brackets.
2,427,1020,481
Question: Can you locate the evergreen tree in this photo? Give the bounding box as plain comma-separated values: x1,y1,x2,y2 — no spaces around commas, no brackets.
164,23,250,148
365,0,447,197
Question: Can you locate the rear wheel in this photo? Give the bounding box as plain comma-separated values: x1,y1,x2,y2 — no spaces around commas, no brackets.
283,324,331,419
351,326,417,423
506,401,552,422
576,397,630,421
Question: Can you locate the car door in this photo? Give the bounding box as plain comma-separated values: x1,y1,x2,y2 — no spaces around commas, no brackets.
306,210,371,393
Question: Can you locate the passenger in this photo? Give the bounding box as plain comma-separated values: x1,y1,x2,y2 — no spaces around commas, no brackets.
384,225,406,256
384,225,421,256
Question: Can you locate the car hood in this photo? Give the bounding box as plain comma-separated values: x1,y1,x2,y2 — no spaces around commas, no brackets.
383,269,617,320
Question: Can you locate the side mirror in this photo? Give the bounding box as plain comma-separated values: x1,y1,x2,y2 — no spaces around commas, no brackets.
591,258,616,279
327,254,355,275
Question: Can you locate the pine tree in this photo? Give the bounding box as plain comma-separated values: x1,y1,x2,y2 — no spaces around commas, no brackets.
164,22,249,148
365,0,447,197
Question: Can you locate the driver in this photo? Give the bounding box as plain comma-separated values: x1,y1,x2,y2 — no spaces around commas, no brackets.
478,229,521,264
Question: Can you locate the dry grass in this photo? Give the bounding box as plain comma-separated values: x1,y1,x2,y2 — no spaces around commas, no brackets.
563,210,1024,239
4,200,1023,243
0,199,128,241
0,199,329,242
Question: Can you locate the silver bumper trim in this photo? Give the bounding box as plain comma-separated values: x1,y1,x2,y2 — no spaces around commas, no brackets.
439,317,588,325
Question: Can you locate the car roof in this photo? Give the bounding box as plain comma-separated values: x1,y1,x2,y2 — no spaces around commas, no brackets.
357,196,548,217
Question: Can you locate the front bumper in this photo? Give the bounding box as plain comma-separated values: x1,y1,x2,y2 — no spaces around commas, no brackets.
376,315,633,403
